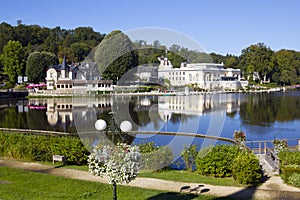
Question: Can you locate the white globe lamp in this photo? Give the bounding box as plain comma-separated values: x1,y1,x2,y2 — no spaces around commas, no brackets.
95,119,107,131
120,120,132,132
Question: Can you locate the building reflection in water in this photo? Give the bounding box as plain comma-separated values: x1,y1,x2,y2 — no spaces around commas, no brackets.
27,93,244,133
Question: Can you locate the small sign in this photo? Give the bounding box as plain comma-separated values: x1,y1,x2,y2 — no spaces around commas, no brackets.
23,76,28,82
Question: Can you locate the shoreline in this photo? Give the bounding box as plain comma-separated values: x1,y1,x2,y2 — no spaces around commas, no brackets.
26,87,290,98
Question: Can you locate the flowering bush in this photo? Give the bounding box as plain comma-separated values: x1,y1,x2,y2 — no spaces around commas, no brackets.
234,130,246,143
88,143,141,185
273,139,288,154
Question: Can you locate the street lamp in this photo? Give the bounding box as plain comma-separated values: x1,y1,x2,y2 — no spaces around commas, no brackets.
94,117,133,200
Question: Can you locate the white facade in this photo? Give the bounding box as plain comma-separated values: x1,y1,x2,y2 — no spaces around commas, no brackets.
158,58,248,90
45,60,113,93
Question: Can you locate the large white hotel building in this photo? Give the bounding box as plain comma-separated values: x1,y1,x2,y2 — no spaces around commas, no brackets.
157,57,248,91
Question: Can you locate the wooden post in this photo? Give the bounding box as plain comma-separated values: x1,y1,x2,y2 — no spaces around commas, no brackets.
264,142,267,154
258,142,261,154
298,139,300,151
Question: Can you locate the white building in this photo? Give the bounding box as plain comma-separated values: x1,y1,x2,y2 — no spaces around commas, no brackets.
45,57,113,93
157,57,248,91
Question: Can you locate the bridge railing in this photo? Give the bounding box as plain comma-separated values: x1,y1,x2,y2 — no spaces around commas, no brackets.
245,139,300,154
265,146,280,174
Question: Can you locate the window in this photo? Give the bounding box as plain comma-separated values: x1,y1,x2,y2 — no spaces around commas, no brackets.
61,85,65,88
183,72,185,75
57,85,60,88
69,84,72,88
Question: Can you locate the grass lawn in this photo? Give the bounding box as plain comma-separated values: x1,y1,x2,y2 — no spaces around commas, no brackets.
0,166,235,200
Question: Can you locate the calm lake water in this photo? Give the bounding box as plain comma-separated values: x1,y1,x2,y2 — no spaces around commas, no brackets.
1,92,300,156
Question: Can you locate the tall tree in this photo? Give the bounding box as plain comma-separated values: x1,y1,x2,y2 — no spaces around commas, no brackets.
26,51,58,83
70,42,90,62
238,43,275,82
2,40,25,85
0,23,14,54
94,30,138,83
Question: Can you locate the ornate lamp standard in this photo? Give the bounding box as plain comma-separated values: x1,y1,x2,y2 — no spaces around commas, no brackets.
94,117,134,200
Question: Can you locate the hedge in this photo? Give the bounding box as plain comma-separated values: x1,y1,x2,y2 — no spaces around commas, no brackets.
0,132,90,165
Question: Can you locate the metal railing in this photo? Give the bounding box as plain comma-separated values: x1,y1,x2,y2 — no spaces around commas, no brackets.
265,147,280,174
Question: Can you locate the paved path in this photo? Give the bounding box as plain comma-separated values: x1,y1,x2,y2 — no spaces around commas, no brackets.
1,159,300,200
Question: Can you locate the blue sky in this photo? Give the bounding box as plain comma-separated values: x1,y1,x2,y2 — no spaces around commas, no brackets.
1,0,300,55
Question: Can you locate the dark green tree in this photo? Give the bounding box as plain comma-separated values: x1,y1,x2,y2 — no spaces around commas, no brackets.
26,51,58,83
274,49,300,85
238,43,275,83
94,30,138,83
2,40,25,85
70,42,90,62
0,23,14,54
225,55,238,68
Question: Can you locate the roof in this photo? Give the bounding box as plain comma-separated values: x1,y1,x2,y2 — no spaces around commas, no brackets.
61,56,68,70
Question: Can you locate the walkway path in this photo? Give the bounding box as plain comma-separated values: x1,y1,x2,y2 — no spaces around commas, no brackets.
1,159,300,199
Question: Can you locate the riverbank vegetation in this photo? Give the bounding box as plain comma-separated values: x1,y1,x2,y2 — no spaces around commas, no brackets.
1,23,300,88
0,132,89,165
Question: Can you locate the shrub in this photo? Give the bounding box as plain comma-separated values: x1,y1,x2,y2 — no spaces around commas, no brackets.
287,173,300,187
278,150,300,166
138,142,159,153
196,145,240,178
281,167,300,183
273,139,288,154
232,152,262,184
0,132,89,165
181,144,197,171
137,142,173,171
88,143,141,185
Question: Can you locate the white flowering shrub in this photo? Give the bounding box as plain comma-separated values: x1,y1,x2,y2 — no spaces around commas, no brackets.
273,139,288,154
88,143,141,185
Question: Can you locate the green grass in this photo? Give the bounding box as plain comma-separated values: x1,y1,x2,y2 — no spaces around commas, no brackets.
0,166,235,200
140,170,242,187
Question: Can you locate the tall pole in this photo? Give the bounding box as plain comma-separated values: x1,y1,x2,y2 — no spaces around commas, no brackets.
113,181,117,200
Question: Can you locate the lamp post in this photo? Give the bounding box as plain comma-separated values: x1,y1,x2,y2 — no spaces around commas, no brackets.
94,117,133,200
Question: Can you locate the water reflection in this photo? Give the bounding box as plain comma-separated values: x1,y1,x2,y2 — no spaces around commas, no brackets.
0,92,300,142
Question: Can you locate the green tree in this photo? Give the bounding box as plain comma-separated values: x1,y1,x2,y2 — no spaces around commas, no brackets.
70,42,90,62
274,49,300,85
0,23,14,54
26,51,58,83
225,55,238,68
58,47,75,64
94,30,138,83
238,43,275,82
2,40,25,85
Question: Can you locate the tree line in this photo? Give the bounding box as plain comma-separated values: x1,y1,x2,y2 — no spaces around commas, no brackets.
1,22,300,86
0,22,104,86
